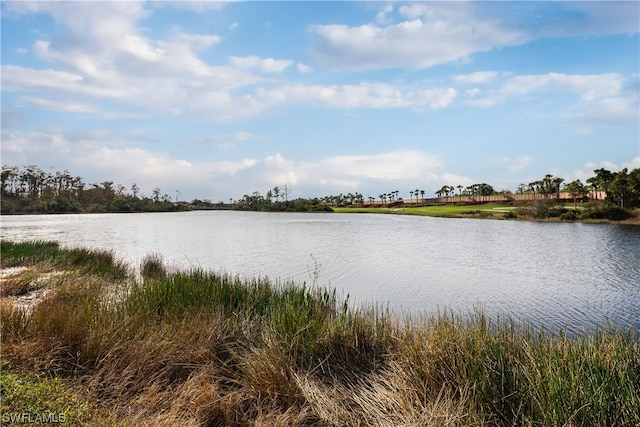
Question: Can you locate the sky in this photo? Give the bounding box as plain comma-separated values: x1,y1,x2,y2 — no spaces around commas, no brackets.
1,1,639,202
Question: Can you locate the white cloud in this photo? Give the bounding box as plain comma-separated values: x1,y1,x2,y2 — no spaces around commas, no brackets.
311,3,525,71
319,150,443,181
258,83,456,110
375,4,394,24
230,56,294,73
453,71,498,84
174,32,222,50
569,157,640,184
501,73,623,102
241,150,467,197
1,2,474,122
0,1,268,120
151,1,232,13
467,73,627,107
474,72,638,131
1,127,469,199
567,95,640,130
18,96,99,113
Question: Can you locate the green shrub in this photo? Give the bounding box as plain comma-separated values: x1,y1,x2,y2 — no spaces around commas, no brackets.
559,210,578,221
503,210,517,219
581,206,632,221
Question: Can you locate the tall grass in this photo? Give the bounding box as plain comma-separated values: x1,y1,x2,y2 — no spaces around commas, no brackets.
1,239,128,280
1,240,638,426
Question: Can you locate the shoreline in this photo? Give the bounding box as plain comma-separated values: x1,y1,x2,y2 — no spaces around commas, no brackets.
332,205,640,226
3,204,640,226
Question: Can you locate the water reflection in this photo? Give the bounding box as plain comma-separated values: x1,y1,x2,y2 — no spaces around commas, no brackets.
1,211,639,333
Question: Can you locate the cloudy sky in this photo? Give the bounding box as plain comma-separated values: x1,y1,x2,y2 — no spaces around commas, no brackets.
2,1,639,202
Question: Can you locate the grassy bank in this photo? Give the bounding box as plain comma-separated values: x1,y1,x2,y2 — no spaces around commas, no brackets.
333,203,640,224
334,203,515,218
1,240,639,426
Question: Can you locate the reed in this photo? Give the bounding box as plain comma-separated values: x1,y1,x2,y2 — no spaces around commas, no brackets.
1,240,638,426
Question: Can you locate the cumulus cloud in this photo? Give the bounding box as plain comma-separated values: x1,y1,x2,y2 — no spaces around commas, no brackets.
2,2,465,122
243,150,475,198
568,157,640,184
0,127,259,200
311,3,525,71
1,125,469,199
1,1,267,119
464,72,633,125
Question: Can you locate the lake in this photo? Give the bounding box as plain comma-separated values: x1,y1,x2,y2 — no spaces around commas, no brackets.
1,211,639,333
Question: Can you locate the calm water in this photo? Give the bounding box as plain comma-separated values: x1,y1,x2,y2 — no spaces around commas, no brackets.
2,211,639,333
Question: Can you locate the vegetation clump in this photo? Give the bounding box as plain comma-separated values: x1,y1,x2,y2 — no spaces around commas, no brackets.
1,240,639,426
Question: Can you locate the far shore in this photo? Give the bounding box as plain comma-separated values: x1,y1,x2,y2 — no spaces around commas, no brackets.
332,203,640,225
3,201,639,225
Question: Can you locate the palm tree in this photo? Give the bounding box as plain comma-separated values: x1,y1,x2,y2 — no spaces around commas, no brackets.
594,168,614,198
586,177,599,200
566,179,588,210
552,177,564,199
420,190,425,203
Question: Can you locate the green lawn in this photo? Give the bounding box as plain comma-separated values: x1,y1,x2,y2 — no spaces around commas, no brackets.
333,203,516,218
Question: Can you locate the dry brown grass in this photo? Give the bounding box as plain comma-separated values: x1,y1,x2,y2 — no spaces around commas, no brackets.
2,241,639,426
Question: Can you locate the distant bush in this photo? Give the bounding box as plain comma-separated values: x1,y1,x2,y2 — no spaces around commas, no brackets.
517,200,565,219
580,206,633,221
559,210,578,221
503,210,517,219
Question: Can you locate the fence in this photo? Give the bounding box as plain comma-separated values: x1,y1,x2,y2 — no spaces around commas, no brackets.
363,191,607,207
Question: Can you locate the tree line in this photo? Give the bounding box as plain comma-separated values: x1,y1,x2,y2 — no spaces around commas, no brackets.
1,165,187,214
518,168,640,209
233,186,332,212
2,164,639,215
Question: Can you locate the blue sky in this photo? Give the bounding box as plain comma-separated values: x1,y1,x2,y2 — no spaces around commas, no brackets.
2,1,639,202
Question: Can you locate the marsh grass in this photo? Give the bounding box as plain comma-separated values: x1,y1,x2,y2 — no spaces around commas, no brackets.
140,252,167,280
1,240,639,426
1,240,128,280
